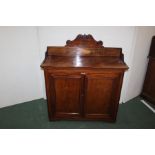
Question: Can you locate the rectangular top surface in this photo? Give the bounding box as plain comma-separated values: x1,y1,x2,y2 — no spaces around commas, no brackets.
41,46,128,69
41,56,128,69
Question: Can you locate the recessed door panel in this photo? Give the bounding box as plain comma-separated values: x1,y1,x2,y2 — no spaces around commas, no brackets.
49,73,84,119
84,73,121,120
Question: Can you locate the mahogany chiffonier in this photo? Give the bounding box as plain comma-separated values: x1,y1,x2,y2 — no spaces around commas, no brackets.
141,36,155,105
41,34,128,122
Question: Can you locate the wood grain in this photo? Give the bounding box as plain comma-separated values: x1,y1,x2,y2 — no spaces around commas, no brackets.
41,34,128,121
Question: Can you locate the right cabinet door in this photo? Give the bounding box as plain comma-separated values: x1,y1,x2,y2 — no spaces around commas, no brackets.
84,72,123,121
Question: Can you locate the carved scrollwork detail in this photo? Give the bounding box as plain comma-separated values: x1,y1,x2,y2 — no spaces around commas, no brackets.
65,34,104,48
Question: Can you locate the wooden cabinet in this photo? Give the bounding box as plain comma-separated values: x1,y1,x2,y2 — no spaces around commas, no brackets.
41,34,128,121
141,36,155,105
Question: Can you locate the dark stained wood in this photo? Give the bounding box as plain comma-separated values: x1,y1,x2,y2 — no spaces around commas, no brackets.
141,58,155,104
41,34,128,121
50,73,84,119
84,72,122,120
149,36,155,58
41,56,128,69
65,34,103,48
47,47,122,57
141,36,155,105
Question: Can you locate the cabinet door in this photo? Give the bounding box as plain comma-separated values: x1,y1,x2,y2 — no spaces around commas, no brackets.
84,73,123,121
47,72,84,119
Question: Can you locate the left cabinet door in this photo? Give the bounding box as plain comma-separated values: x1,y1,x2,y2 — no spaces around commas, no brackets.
45,72,84,120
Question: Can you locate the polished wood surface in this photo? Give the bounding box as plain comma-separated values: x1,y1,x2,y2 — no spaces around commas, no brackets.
41,34,128,121
47,47,122,57
49,73,84,118
84,73,122,120
41,56,127,69
141,36,155,105
65,34,103,48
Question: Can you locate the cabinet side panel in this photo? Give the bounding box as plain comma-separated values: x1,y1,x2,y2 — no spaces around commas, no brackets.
44,71,53,119
142,59,155,104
